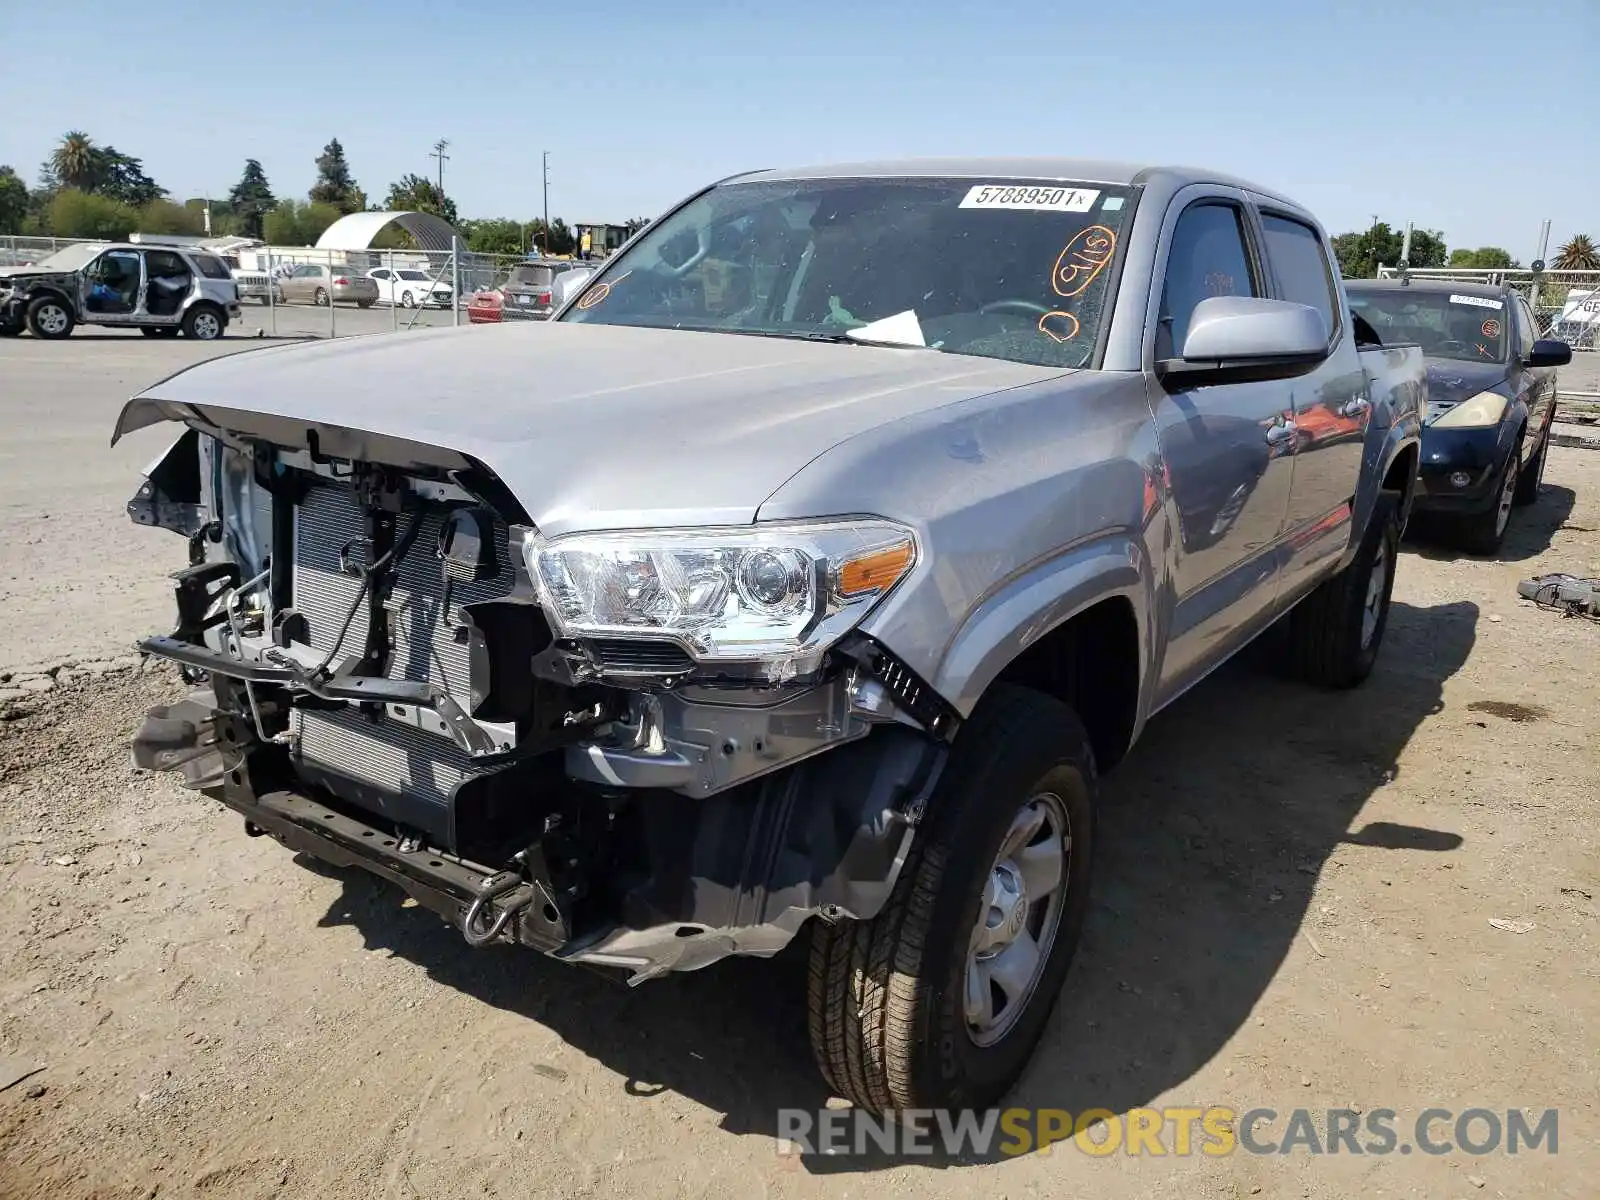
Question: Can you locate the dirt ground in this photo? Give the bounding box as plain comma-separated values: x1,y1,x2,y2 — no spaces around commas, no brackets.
1,341,1597,1198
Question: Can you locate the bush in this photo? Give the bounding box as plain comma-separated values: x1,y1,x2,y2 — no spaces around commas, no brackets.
262,199,344,246
136,198,204,236
47,188,137,239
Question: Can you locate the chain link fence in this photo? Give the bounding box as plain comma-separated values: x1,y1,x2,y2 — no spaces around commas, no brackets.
1375,266,1600,351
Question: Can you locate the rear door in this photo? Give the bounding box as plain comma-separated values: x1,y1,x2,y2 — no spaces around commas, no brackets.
1146,188,1297,703
1256,207,1370,599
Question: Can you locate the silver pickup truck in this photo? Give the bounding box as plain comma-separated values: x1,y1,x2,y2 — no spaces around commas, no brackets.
118,158,1424,1114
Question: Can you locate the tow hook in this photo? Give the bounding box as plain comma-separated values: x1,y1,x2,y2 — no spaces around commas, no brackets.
460,869,539,948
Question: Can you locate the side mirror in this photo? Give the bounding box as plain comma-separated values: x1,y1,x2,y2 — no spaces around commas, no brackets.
1159,297,1329,388
1526,338,1571,369
552,267,595,309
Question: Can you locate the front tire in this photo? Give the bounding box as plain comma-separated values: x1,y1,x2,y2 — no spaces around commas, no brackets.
1458,447,1519,555
807,685,1096,1113
401,290,415,308
1513,429,1547,507
1286,492,1401,688
25,296,74,339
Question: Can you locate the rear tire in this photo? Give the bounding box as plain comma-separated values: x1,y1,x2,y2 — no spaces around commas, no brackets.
401,290,415,308
357,299,375,309
1286,493,1401,689
181,305,225,341
314,288,329,307
25,296,74,339
807,684,1096,1114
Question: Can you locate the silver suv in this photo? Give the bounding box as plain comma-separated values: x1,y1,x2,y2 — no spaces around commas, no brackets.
0,242,241,340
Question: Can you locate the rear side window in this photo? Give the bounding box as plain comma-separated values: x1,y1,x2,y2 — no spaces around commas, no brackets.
194,254,231,280
1157,202,1259,359
1260,213,1339,343
144,250,189,278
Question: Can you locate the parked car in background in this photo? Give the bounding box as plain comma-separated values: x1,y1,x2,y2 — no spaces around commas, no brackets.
466,259,588,322
122,158,1424,1115
0,241,240,339
279,263,378,308
1347,279,1570,553
219,254,283,305
367,267,452,309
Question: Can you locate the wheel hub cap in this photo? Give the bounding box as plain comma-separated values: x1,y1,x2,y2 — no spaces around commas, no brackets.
964,792,1071,1047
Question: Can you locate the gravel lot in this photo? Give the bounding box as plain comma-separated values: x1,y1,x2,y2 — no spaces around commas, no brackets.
0,333,1596,1199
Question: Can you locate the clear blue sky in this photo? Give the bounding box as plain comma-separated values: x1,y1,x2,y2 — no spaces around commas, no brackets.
3,0,1595,254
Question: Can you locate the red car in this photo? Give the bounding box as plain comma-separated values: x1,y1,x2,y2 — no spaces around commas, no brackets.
467,259,588,323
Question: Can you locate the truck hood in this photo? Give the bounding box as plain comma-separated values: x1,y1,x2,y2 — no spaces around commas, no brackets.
114,321,1069,535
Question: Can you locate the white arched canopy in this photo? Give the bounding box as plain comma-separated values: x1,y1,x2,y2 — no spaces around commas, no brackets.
315,211,465,254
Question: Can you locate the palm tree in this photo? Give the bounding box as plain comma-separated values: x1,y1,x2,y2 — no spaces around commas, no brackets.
51,131,98,190
1552,233,1599,272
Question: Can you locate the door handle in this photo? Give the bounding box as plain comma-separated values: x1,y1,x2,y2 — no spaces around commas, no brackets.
1265,421,1297,446
1339,396,1372,418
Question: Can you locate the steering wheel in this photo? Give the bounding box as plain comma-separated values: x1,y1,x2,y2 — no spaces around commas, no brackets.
979,299,1053,318
659,225,711,279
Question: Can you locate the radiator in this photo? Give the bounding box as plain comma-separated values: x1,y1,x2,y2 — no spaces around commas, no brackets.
290,482,515,804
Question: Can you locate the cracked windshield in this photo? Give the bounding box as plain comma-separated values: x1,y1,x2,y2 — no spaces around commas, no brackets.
562,177,1131,367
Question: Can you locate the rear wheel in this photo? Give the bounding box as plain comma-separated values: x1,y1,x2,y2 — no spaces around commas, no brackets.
181,305,225,341
357,299,375,309
807,685,1096,1113
25,296,74,339
1286,492,1401,688
0,322,20,337
313,287,329,307
401,290,415,308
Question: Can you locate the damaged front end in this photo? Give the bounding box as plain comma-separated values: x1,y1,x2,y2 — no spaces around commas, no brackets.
119,403,951,980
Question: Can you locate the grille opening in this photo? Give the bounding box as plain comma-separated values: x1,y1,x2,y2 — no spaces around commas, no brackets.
587,638,695,674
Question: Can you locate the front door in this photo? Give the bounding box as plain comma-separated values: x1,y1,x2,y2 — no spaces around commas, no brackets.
81,249,143,324
1512,296,1554,445
1148,195,1295,703
1258,210,1369,598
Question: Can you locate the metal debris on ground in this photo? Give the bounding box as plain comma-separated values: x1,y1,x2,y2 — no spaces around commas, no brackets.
1487,918,1536,934
1518,574,1600,620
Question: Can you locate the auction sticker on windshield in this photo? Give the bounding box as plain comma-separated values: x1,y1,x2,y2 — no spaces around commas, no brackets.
959,185,1100,213
1450,294,1504,310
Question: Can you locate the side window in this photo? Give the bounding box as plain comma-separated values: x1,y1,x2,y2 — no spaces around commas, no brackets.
1514,298,1536,358
144,250,189,279
1260,213,1339,343
1157,203,1260,360
192,254,232,280
372,269,389,281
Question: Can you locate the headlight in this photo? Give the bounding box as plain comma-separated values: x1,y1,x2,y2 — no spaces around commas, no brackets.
527,520,917,672
1430,390,1509,429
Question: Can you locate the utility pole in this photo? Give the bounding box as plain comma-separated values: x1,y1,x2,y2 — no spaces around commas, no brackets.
1369,213,1381,276
430,139,451,196
542,151,551,256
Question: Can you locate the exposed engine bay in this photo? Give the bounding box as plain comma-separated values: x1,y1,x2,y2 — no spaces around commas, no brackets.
124,421,949,979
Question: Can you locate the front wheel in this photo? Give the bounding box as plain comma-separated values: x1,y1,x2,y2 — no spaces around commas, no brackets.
1458,448,1519,555
25,296,74,339
401,290,415,308
356,299,375,309
807,685,1096,1113
1513,429,1547,507
1286,492,1401,688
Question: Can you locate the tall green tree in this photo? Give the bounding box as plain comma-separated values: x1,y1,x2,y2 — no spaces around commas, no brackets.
0,166,28,235
1331,222,1447,279
385,173,457,225
263,198,343,246
309,138,364,214
50,132,99,191
94,147,165,207
135,198,204,237
1448,247,1518,269
227,159,276,238
1552,234,1599,271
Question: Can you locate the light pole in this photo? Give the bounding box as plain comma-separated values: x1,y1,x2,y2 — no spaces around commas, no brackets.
542,150,550,256
430,138,451,196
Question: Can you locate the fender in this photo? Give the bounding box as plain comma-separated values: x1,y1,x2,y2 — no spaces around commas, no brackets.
1344,375,1424,571
926,532,1158,724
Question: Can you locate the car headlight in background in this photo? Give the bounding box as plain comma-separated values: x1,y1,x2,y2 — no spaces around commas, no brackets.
1430,391,1509,429
527,520,917,673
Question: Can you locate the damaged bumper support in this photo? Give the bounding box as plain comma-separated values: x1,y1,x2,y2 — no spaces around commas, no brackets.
132,689,944,980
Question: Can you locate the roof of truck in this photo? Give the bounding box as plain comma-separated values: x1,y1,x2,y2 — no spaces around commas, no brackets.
739,158,1301,207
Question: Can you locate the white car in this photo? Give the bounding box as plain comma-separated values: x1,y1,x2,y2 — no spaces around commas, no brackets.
366,267,453,309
